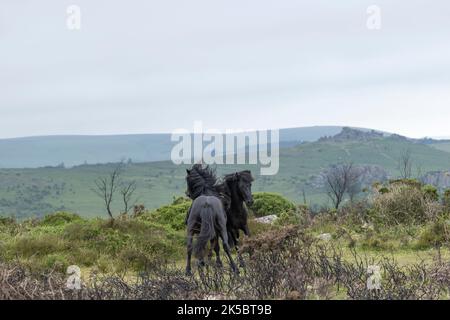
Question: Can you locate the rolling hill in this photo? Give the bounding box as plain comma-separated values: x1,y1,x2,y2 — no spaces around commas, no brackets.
0,126,355,168
1,128,450,219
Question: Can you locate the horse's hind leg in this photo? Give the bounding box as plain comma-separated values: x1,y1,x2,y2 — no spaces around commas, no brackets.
207,239,215,263
185,233,194,276
219,229,238,274
213,237,223,267
236,245,245,268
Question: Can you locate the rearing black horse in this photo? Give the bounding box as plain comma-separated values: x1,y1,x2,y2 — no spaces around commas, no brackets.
185,165,237,275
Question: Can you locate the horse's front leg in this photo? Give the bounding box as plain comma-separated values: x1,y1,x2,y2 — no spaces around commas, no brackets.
243,223,250,237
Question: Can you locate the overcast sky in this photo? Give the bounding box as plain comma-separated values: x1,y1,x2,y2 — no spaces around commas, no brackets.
1,0,450,139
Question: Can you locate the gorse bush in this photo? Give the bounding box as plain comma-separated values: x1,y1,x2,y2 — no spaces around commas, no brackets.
251,192,296,217
40,211,82,226
422,185,439,202
139,197,191,231
370,181,434,226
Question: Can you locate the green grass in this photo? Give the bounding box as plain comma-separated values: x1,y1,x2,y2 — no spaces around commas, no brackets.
431,142,450,153
1,135,450,219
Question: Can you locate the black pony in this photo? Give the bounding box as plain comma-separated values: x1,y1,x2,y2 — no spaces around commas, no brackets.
213,170,253,266
185,165,254,268
222,170,254,247
184,164,237,275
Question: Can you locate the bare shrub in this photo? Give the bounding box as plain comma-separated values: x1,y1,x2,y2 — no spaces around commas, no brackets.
3,227,450,300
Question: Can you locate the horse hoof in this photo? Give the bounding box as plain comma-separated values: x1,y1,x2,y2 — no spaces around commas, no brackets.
197,261,206,268
215,261,223,268
185,269,192,276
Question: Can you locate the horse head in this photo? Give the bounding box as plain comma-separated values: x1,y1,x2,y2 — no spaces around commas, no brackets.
226,170,254,207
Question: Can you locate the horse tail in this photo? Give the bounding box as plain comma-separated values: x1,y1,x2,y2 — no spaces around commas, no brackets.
194,201,216,259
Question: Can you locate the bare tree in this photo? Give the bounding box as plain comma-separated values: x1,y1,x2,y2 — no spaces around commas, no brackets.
398,148,413,179
120,180,137,214
325,162,361,209
347,178,362,203
93,163,124,219
301,187,307,205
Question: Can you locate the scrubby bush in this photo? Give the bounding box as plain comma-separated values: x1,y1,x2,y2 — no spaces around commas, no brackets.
40,211,82,226
251,192,295,217
443,189,450,211
338,201,370,225
12,234,70,257
0,217,15,226
140,197,191,231
388,178,422,189
416,218,450,250
422,185,439,202
0,205,185,273
275,205,310,226
370,181,433,226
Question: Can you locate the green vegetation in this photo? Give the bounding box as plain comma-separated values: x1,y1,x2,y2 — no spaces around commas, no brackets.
1,179,450,276
138,196,191,231
431,141,450,153
2,133,450,219
251,192,296,217
0,198,190,273
1,178,450,300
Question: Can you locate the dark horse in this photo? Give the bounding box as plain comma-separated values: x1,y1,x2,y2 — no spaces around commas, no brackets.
222,171,254,251
185,165,237,275
211,170,253,266
185,165,254,268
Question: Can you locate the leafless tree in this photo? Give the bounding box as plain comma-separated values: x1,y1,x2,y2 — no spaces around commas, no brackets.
398,148,413,179
301,188,307,205
347,179,362,203
93,163,124,219
120,180,137,214
325,162,361,209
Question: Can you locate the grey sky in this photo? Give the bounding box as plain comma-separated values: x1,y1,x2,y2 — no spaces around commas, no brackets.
1,0,450,139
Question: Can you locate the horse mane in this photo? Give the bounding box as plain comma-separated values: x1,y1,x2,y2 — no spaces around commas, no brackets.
224,170,254,184
186,164,219,199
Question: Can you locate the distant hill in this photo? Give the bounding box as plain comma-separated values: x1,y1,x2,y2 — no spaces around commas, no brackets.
0,126,361,168
2,127,450,219
0,134,172,168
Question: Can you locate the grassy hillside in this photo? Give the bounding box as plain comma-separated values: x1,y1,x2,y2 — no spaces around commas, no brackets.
0,126,351,168
1,133,450,219
431,141,450,153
